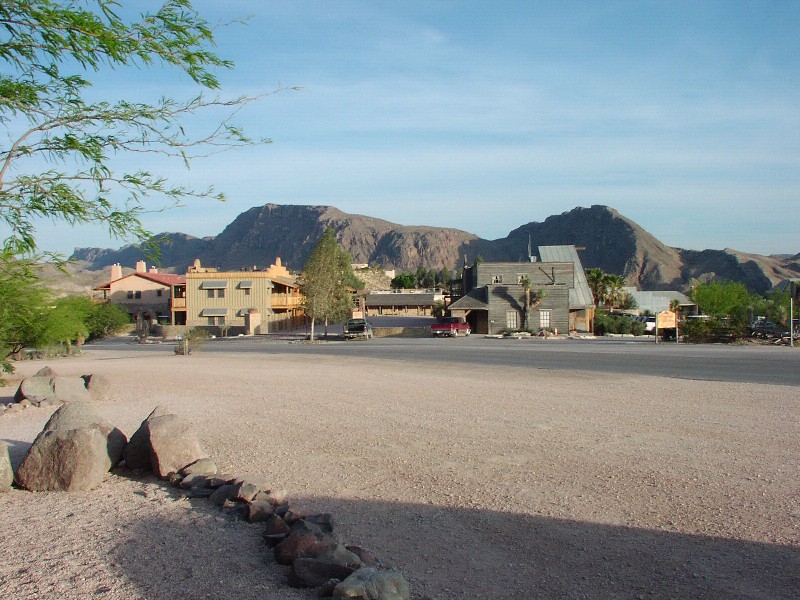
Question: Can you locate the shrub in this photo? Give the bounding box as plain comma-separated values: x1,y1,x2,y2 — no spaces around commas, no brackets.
595,312,645,336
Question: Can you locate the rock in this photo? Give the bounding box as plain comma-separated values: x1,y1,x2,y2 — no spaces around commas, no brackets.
53,376,91,403
274,520,336,566
305,513,335,533
0,441,13,492
263,513,291,536
181,458,218,477
209,484,238,506
14,376,55,404
289,557,357,589
15,427,111,491
259,488,288,506
234,480,262,502
186,486,214,499
81,374,110,401
246,500,275,523
333,568,411,600
39,402,126,467
33,366,57,378
347,546,380,568
206,474,236,488
124,408,206,478
319,579,342,597
14,403,128,492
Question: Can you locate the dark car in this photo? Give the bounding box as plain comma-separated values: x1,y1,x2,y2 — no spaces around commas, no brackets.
749,321,789,339
344,319,373,340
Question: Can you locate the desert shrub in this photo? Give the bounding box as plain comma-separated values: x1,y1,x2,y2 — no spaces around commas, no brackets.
681,317,738,343
595,312,645,336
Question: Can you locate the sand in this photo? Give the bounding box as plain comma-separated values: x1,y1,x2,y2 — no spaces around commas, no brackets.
0,344,798,599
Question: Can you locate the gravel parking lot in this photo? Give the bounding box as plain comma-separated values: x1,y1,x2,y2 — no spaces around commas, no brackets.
1,344,798,599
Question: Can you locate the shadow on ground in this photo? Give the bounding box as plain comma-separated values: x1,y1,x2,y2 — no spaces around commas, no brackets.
110,485,799,600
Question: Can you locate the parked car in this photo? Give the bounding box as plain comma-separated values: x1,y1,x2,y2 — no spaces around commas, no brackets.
638,315,656,333
343,319,373,340
749,321,789,339
431,316,471,337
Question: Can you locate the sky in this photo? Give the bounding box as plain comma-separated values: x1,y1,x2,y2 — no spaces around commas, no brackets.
8,0,800,257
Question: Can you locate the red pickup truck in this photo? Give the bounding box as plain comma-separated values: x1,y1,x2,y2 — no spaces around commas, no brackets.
431,316,471,337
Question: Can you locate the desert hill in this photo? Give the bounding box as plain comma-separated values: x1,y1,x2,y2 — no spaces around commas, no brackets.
71,204,799,294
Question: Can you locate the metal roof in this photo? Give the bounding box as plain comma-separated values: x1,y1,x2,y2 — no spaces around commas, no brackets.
537,245,595,309
200,280,228,289
200,308,228,316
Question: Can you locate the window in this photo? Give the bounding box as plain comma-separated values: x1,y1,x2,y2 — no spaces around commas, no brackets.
126,291,133,299
207,289,215,299
207,316,224,326
540,310,551,329
492,274,503,284
134,291,141,299
157,289,163,297
244,288,251,296
505,310,518,330
217,288,225,299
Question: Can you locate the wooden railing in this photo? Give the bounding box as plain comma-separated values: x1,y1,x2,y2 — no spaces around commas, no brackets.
272,294,302,309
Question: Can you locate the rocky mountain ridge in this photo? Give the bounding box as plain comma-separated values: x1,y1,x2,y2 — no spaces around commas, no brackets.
71,204,799,294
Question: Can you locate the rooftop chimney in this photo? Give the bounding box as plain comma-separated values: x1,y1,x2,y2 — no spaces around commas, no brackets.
135,260,146,273
110,263,122,281
148,266,158,273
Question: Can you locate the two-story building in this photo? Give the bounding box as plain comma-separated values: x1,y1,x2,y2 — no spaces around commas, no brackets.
447,245,594,334
93,261,186,334
185,258,303,334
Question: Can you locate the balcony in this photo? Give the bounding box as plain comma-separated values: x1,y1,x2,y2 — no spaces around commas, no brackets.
171,297,186,309
271,294,302,310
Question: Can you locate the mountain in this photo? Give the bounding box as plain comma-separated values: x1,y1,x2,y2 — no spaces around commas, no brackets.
71,204,800,294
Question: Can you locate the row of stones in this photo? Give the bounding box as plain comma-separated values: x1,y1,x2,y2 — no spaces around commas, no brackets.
1,400,411,600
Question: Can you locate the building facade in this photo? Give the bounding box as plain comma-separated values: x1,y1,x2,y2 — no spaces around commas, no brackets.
184,258,303,335
448,260,574,335
93,261,185,334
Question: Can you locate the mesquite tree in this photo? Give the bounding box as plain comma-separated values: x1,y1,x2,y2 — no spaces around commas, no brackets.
0,0,273,257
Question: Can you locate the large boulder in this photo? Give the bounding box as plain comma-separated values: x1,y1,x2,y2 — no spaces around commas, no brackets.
52,376,91,403
123,406,206,477
333,568,411,600
14,367,98,405
14,375,55,404
0,441,13,492
14,402,128,492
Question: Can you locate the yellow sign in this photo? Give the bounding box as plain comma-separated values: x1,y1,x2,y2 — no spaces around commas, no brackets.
656,310,677,329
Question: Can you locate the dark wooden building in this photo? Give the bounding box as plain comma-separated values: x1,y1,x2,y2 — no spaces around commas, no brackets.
448,257,576,335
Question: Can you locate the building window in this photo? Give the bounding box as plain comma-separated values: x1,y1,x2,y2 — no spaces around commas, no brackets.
207,316,224,326
134,291,141,299
505,310,518,330
207,289,214,299
157,289,163,297
492,275,503,284
217,288,225,299
127,291,133,299
244,288,251,296
540,310,551,329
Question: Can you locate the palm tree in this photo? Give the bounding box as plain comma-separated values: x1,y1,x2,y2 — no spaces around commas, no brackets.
585,268,607,307
604,274,627,309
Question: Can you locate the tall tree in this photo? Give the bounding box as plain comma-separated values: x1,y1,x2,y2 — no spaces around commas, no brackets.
0,0,272,257
301,228,358,340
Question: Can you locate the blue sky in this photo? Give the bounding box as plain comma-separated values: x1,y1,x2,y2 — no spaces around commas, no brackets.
15,1,800,257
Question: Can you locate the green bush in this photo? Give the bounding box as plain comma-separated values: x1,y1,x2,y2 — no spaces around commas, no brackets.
595,312,645,336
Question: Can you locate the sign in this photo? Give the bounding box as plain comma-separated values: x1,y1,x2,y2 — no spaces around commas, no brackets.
656,310,677,329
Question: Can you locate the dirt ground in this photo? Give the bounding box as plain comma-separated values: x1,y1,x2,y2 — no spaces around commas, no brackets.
0,345,798,599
